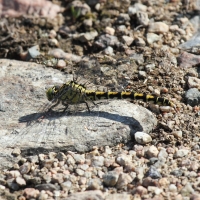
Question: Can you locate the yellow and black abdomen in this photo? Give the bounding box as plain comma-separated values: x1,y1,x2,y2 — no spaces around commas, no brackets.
85,91,175,107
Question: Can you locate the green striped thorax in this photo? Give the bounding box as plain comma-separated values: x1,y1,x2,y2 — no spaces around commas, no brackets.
46,81,87,104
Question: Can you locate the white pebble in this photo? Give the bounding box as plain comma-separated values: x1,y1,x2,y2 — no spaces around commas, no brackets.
169,184,177,192
135,132,152,144
148,22,169,33
105,27,115,35
173,131,182,139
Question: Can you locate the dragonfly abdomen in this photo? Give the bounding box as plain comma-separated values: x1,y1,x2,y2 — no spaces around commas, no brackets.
85,91,174,107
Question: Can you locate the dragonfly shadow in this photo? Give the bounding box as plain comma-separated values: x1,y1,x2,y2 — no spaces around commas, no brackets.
78,110,143,136
19,108,144,138
16,106,148,156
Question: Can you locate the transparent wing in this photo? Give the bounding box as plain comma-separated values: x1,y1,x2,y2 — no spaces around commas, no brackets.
73,56,134,92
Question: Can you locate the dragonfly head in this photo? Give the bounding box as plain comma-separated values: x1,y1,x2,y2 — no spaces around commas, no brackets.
46,85,60,101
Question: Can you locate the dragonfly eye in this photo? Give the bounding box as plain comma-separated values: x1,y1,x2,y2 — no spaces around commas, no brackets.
54,85,60,91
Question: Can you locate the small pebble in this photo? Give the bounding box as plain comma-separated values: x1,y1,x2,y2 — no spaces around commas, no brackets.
134,37,146,46
16,177,26,186
145,146,159,158
148,22,169,33
76,169,85,176
122,35,134,46
135,132,152,144
138,70,147,78
91,156,104,167
174,149,189,158
187,76,200,89
103,171,119,187
135,185,148,195
87,179,101,190
171,169,183,177
146,166,162,179
104,46,114,56
105,27,115,35
49,29,57,38
116,173,132,189
23,188,40,199
169,184,177,192
136,11,149,26
7,170,20,179
148,186,162,195
116,154,132,166
147,33,161,44
173,131,183,139
12,148,21,156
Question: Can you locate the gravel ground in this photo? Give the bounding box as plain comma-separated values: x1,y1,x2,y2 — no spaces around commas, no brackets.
1,0,200,199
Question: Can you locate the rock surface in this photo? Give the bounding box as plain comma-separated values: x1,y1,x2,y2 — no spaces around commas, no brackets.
0,59,157,170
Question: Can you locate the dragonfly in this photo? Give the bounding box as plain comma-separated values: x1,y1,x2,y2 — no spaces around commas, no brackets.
45,80,175,113
43,56,176,113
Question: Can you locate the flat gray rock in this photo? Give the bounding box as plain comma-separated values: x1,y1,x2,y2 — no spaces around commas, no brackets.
0,59,157,170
